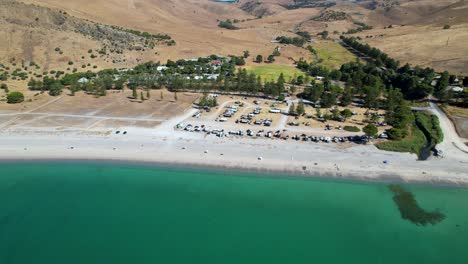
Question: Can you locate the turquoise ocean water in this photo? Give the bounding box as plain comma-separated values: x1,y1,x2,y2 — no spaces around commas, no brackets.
0,162,467,264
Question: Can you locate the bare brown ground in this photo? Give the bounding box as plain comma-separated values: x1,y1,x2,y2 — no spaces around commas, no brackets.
0,88,198,130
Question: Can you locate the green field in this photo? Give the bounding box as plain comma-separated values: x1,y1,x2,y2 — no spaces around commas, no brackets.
242,64,305,82
313,41,357,69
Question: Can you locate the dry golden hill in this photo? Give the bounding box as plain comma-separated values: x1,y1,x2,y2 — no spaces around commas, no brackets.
2,0,467,75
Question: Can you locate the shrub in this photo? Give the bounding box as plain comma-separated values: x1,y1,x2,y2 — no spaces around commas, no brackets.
218,19,238,30
7,91,25,104
443,25,450,30
343,126,360,132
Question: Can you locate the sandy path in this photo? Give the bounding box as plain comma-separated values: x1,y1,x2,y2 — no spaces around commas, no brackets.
428,102,468,156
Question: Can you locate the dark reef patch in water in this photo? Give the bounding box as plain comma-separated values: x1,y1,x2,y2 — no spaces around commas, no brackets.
389,184,445,226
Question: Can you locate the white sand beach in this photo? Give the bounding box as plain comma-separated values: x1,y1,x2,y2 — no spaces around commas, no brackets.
0,123,467,187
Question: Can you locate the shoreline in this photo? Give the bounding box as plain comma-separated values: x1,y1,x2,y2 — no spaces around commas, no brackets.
0,156,465,189
0,130,467,188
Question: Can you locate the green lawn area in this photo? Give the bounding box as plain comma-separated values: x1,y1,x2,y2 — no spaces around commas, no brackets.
242,64,305,82
313,41,357,69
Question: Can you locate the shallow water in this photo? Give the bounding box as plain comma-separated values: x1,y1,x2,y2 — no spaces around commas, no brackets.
0,162,467,264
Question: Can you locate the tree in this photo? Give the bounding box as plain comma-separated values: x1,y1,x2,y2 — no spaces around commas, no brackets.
7,91,24,104
140,91,145,101
48,82,63,96
363,85,380,109
277,73,285,93
340,109,352,120
243,50,250,58
146,90,150,99
321,92,337,108
318,30,328,39
174,92,178,101
289,102,296,116
255,55,263,63
296,100,305,116
435,71,449,96
267,55,275,63
340,86,353,106
70,83,80,96
160,91,164,100
363,123,378,137
132,87,137,99
1,83,8,92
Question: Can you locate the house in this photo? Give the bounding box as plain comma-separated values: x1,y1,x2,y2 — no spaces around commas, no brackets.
156,66,168,71
315,76,325,81
77,77,89,84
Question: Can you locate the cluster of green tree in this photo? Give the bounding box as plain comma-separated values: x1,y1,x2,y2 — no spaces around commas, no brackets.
344,22,373,34
111,26,172,41
167,69,285,99
317,31,329,39
281,0,336,10
342,38,468,106
312,10,347,22
289,74,310,86
295,31,311,41
297,58,419,138
288,100,306,116
275,36,306,47
298,57,439,102
197,93,218,107
60,71,97,86
231,56,246,66
28,77,64,96
218,19,238,30
341,36,399,69
306,45,317,55
299,79,344,108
